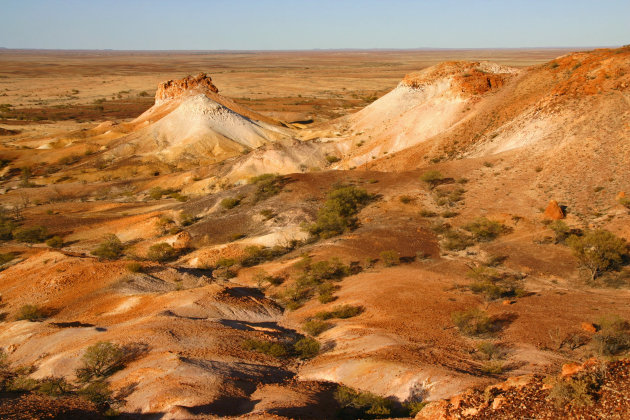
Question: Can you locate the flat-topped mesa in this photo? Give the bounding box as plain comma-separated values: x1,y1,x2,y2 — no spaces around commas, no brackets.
401,61,518,95
155,72,219,104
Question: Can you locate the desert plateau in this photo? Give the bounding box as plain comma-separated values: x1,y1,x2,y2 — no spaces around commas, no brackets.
1,2,630,419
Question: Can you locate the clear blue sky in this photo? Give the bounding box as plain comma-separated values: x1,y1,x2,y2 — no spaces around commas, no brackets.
1,0,628,50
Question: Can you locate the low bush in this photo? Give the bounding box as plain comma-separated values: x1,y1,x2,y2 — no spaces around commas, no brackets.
325,155,341,164
420,170,444,188
242,339,289,358
307,185,372,239
0,217,16,240
463,218,505,242
75,341,126,382
335,385,393,418
399,195,414,204
567,229,627,281
126,262,142,273
592,315,630,356
78,380,113,409
316,304,364,320
220,197,241,209
442,230,473,251
45,236,64,248
419,209,437,217
547,369,604,407
37,376,73,397
147,243,177,263
380,250,400,267
0,252,15,266
549,220,571,244
452,308,495,337
620,197,630,209
240,244,293,267
250,173,285,202
293,337,320,359
476,341,505,360
468,267,526,301
178,212,195,226
278,284,312,310
92,234,124,260
303,319,332,336
16,304,47,322
13,225,48,243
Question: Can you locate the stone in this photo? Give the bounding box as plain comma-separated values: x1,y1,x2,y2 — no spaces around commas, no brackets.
581,322,597,333
616,191,626,200
544,200,564,220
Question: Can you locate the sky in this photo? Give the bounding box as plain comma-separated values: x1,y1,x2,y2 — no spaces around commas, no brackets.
1,0,629,50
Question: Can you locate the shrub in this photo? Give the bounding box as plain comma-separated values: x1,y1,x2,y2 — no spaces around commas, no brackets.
549,220,571,244
420,170,444,187
303,319,332,336
308,185,372,238
16,305,47,322
567,230,627,281
45,236,63,248
178,212,195,226
0,253,15,266
13,225,48,243
463,218,504,242
37,376,73,396
451,308,495,336
325,155,341,164
441,210,458,218
250,173,285,202
592,315,630,356
547,369,603,407
316,304,364,320
147,242,177,262
419,209,437,217
317,282,337,303
242,339,289,358
468,267,526,301
92,234,124,260
240,244,292,267
78,380,113,408
293,337,320,359
380,250,400,267
220,197,241,209
481,361,504,375
75,342,125,382
279,284,312,310
57,154,80,166
334,385,392,418
0,217,16,240
215,258,236,268
399,195,414,204
620,197,630,209
148,187,165,200
260,209,275,220
442,230,473,251
476,341,505,360
126,262,142,273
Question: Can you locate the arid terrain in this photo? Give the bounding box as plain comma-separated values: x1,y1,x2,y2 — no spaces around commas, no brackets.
1,47,629,419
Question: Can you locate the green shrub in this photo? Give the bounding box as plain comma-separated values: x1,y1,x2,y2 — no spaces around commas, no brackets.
279,284,312,310
334,385,392,418
242,339,289,358
316,304,364,320
0,253,15,266
325,155,341,164
380,250,400,267
549,220,571,244
463,218,504,242
178,212,195,226
37,376,72,396
16,305,47,322
45,236,64,248
308,185,372,238
240,244,292,267
126,262,142,273
215,258,236,268
13,225,48,243
293,337,320,359
547,369,603,407
468,267,526,301
259,209,276,220
592,315,630,356
567,230,627,281
451,308,495,336
250,174,286,202
620,197,630,209
420,170,444,187
149,187,165,200
481,361,504,375
399,195,414,204
317,282,338,303
75,342,125,382
147,242,177,262
91,234,124,260
78,380,113,408
419,209,437,217
303,319,332,336
442,230,473,251
220,197,241,209
476,341,505,360
0,217,16,240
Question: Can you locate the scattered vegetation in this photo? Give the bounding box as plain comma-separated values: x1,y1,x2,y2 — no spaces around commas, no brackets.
452,307,495,337
242,336,320,360
307,185,373,238
380,250,400,267
147,242,177,263
463,217,505,242
592,315,630,356
91,234,124,260
13,225,48,243
567,229,627,281
316,304,364,320
303,319,332,336
325,154,341,164
16,304,48,322
0,252,15,266
126,261,143,273
75,342,126,383
45,235,64,248
420,170,445,188
220,197,241,209
468,266,526,301
547,368,604,407
250,173,285,201
399,195,414,204
335,385,393,419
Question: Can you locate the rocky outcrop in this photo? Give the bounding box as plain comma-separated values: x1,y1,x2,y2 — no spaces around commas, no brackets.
544,200,565,220
155,73,219,104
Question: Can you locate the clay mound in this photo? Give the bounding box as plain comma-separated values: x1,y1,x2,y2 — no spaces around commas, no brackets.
335,61,518,167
